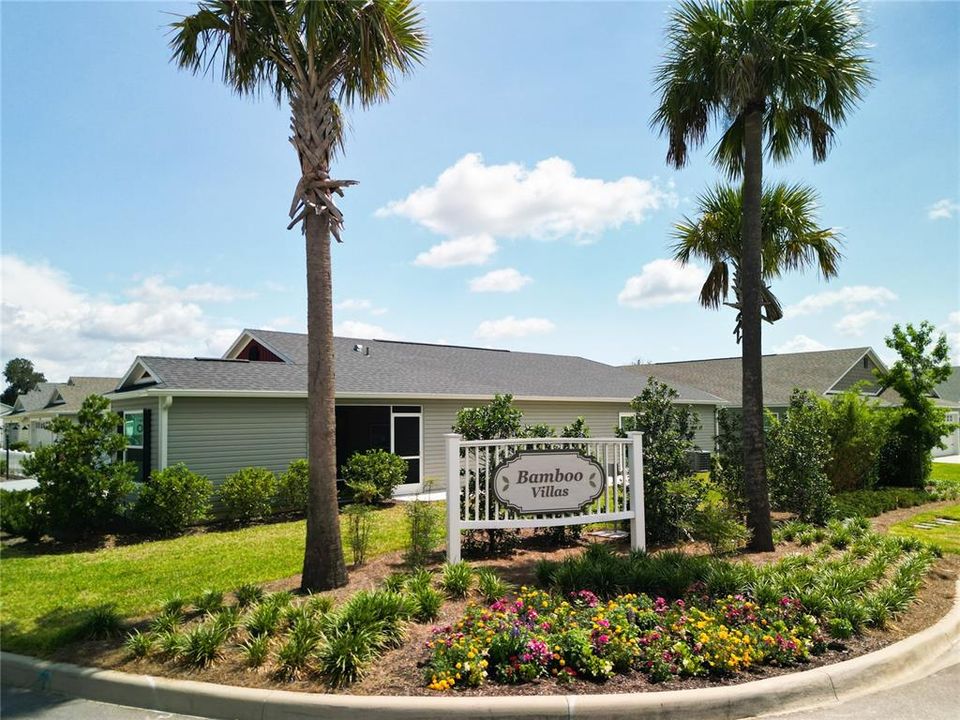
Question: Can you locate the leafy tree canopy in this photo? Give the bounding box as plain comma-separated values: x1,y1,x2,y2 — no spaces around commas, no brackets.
2,358,46,406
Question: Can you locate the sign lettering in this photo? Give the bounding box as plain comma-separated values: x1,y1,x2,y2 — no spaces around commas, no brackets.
492,450,606,514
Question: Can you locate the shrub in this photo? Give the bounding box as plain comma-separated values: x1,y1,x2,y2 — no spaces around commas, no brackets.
404,500,443,566
181,623,228,667
21,395,136,538
476,568,513,603
219,467,277,522
150,611,182,635
276,618,322,680
132,464,212,535
8,440,30,451
618,378,701,544
343,503,375,566
245,602,283,637
78,605,123,640
832,487,931,519
560,417,591,438
337,590,415,649
241,634,271,667
162,594,187,617
440,562,473,598
276,458,309,513
405,567,434,594
234,582,265,608
767,390,834,525
124,630,153,659
710,408,745,512
821,388,891,492
411,586,444,622
0,489,45,541
343,450,407,504
316,623,379,686
194,589,224,614
693,501,751,555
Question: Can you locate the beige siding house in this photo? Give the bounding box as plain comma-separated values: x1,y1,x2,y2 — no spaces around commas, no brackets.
106,329,726,492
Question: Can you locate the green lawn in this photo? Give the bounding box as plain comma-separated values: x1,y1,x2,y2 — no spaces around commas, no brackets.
931,462,960,482
888,503,960,554
0,503,422,656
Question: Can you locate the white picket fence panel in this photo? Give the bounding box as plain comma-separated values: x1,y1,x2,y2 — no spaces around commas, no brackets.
444,432,644,562
2,449,33,477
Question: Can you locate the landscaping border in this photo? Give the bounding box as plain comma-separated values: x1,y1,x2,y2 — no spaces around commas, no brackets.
2,580,958,720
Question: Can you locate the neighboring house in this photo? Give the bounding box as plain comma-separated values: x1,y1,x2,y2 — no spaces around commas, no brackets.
106,329,726,493
935,367,960,457
629,347,959,454
6,377,120,449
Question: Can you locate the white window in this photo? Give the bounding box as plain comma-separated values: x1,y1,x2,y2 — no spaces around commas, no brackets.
618,412,636,432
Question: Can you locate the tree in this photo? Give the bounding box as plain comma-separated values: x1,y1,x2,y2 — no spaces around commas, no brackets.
21,395,136,538
876,321,955,487
2,358,46,406
653,0,872,551
672,183,841,334
170,1,427,590
618,378,701,544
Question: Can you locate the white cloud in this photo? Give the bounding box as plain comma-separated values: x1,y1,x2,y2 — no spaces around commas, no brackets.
945,312,960,364
947,311,960,327
928,198,959,220
335,298,387,315
129,276,254,303
785,285,898,318
775,335,829,353
834,310,890,337
333,320,400,340
0,255,241,378
617,259,705,309
469,268,533,293
413,234,498,268
380,153,676,265
474,316,555,340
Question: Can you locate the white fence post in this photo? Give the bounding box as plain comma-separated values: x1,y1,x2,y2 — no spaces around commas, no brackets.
445,433,462,563
628,431,645,552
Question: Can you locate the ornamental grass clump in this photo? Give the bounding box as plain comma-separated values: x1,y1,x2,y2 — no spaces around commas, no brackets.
476,568,514,603
78,605,124,640
234,582,265,608
440,562,474,598
124,630,153,659
241,634,271,668
245,602,283,638
181,623,229,668
194,589,224,614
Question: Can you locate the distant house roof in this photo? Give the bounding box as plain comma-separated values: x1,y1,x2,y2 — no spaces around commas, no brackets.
112,329,727,405
10,377,119,416
628,347,900,407
935,367,960,404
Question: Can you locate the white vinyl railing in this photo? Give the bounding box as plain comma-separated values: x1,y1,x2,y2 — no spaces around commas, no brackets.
444,432,644,562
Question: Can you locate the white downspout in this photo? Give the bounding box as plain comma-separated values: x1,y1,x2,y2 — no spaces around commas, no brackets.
159,396,173,470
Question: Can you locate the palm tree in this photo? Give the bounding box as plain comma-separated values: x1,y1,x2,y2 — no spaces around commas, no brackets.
653,0,871,551
170,1,427,590
673,183,842,339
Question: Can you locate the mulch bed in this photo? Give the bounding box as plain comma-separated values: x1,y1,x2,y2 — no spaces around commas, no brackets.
52,526,959,697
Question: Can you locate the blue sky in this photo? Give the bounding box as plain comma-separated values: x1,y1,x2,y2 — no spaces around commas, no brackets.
2,1,958,380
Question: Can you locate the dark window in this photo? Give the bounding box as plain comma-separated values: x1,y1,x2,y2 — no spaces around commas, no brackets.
335,406,390,474
392,405,421,414
863,357,869,369
393,416,420,457
402,458,420,485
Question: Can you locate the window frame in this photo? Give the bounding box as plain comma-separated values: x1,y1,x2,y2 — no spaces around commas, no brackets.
123,410,145,450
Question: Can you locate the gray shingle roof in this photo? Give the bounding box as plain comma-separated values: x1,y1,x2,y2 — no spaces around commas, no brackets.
936,367,960,404
628,348,873,406
116,330,726,405
11,377,118,416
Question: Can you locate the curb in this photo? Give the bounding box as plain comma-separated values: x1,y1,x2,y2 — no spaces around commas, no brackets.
3,580,958,720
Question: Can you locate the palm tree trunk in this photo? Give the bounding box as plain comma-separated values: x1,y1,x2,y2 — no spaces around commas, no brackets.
294,89,348,591
740,104,775,552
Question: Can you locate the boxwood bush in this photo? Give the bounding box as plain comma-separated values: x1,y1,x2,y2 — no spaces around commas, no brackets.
219,467,278,522
132,464,213,535
276,458,309,513
343,449,407,503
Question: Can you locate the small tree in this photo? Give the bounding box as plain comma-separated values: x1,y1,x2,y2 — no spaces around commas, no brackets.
821,386,892,492
343,449,407,503
22,395,136,538
560,417,591,438
876,321,955,487
454,394,523,440
767,390,833,525
619,378,700,543
2,358,46,406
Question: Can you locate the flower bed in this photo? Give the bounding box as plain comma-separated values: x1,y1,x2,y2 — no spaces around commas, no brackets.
424,588,822,690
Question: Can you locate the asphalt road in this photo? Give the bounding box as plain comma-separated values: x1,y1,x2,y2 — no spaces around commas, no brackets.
0,686,205,720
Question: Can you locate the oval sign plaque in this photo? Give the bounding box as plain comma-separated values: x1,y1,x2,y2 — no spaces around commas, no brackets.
492,449,606,514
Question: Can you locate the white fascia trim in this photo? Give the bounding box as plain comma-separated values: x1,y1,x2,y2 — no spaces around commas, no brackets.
103,388,722,406
825,348,887,397
117,358,161,390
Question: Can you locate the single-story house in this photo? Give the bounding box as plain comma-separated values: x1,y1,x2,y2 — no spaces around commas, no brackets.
935,367,960,457
106,329,726,492
5,377,119,448
628,347,960,454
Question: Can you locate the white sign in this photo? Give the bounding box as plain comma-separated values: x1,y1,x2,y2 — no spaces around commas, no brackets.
492,449,606,514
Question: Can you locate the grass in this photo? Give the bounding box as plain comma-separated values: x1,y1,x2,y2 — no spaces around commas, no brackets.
931,463,960,482
888,504,960,554
0,503,421,655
